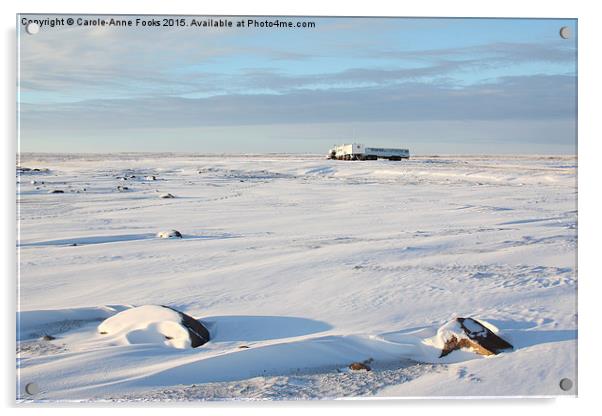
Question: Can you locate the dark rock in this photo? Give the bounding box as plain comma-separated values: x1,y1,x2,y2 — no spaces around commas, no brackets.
41,334,55,341
161,305,210,348
48,190,64,194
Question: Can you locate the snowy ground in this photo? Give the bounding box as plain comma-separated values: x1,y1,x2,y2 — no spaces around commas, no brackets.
16,153,577,401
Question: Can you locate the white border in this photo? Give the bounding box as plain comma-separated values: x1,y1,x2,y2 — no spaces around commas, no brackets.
3,1,600,414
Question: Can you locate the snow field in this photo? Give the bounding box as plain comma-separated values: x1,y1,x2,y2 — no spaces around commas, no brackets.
16,154,577,400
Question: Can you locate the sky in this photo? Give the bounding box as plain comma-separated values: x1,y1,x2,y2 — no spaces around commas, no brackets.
18,16,577,154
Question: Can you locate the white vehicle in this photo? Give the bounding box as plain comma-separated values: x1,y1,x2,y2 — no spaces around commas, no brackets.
327,143,410,161
327,143,364,160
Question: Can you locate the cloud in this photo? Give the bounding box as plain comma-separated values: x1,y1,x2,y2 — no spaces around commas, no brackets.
21,74,576,133
379,41,576,64
19,18,576,101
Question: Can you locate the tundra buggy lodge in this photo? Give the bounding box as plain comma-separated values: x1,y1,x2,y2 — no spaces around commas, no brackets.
328,143,410,161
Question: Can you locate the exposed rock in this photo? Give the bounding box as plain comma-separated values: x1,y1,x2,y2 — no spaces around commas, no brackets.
48,190,64,194
41,334,56,341
162,305,211,348
439,317,513,358
145,175,156,181
349,362,371,371
117,185,129,191
18,167,49,173
159,193,175,199
157,230,183,239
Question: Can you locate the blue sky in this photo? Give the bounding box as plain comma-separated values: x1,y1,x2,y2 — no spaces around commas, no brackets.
18,16,577,154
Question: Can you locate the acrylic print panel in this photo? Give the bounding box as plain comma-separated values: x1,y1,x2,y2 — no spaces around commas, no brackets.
16,15,577,401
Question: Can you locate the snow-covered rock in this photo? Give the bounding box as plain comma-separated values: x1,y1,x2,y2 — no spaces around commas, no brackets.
97,305,210,349
159,193,175,199
432,317,513,358
156,229,182,238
